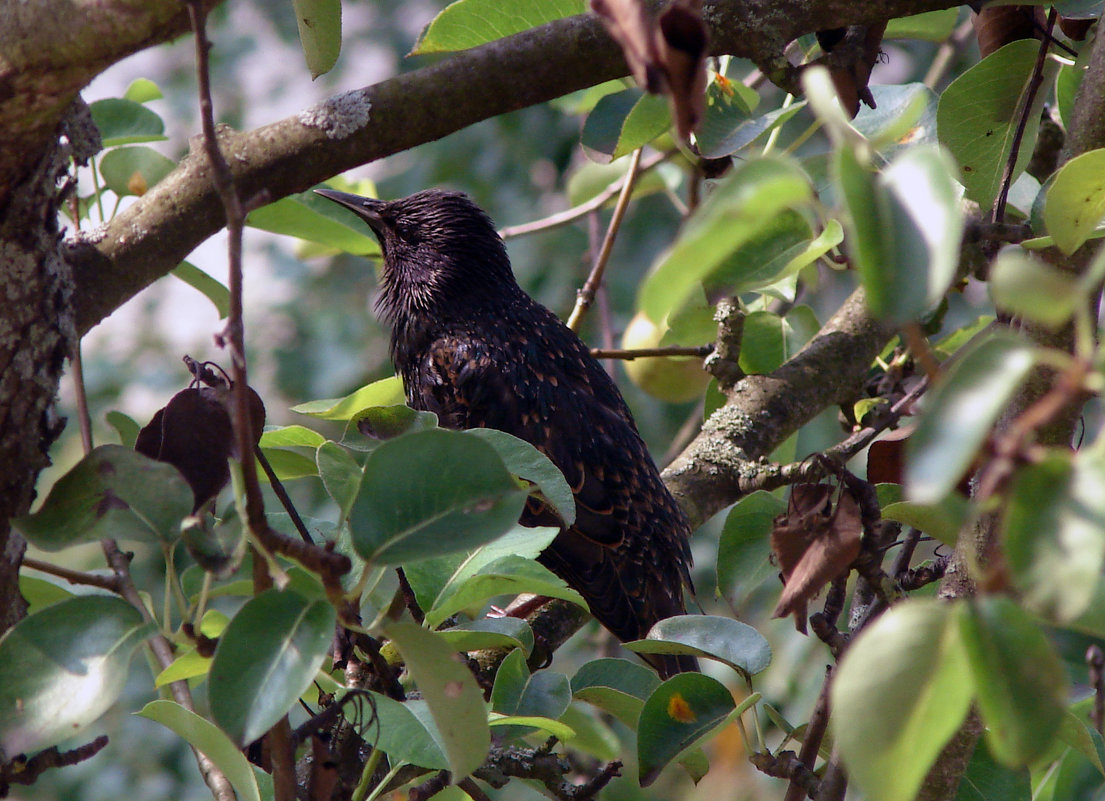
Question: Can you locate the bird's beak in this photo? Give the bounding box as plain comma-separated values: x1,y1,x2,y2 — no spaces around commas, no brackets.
313,188,388,235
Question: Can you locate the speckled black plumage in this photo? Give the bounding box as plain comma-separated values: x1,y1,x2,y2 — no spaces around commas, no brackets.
316,187,695,677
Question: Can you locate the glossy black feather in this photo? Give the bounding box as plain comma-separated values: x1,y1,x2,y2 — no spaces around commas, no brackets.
316,188,695,677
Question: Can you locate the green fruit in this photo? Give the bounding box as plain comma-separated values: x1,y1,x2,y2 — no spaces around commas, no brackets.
621,313,711,403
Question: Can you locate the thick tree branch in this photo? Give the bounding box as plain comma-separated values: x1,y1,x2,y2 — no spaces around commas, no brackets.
67,0,961,336
0,0,222,210
663,288,896,528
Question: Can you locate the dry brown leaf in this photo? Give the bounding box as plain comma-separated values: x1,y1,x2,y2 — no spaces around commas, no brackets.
135,381,265,512
866,426,914,487
591,0,708,139
772,485,863,632
590,0,662,91
972,5,1047,58
655,0,708,139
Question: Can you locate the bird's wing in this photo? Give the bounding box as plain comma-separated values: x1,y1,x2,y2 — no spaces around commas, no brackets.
414,329,690,644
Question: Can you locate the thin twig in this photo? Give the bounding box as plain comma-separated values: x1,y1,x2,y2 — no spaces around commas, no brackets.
102,539,235,801
744,378,929,496
1,736,109,788
566,148,644,332
185,4,294,798
498,150,666,239
782,668,833,801
1088,645,1105,735
185,1,268,535
21,557,120,592
889,527,922,578
590,344,713,360
991,8,1057,225
408,770,450,801
255,444,314,544
71,338,94,454
457,778,494,801
924,18,975,90
902,322,941,385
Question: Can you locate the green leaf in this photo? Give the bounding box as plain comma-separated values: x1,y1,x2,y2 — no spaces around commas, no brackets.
292,376,405,420
702,209,813,301
292,0,341,79
14,445,193,550
247,191,380,256
637,672,736,786
1057,708,1105,776
582,89,671,162
421,554,587,628
488,713,576,741
803,66,863,146
105,410,141,448
138,701,262,801
349,429,528,565
257,447,319,481
717,491,785,606
1056,58,1085,132
937,40,1054,207
317,441,362,519
907,333,1038,504
989,248,1082,327
881,496,968,547
209,589,336,746
123,78,163,103
90,98,167,146
639,156,813,323
694,79,759,154
438,617,535,656
154,609,230,687
17,575,73,613
737,307,820,374
345,405,438,446
384,623,490,778
0,596,150,755
852,83,938,153
954,740,1031,801
465,428,575,525
172,261,230,319
490,649,571,742
366,694,449,769
1044,149,1105,255
559,703,620,761
571,658,660,727
564,157,678,208
413,0,584,54
99,146,175,197
625,615,771,678
696,102,807,159
885,9,959,41
403,524,559,620
1003,448,1105,622
957,597,1067,765
259,425,327,449
833,600,974,801
839,143,964,322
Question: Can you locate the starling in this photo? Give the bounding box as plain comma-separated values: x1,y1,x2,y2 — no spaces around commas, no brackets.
316,187,695,677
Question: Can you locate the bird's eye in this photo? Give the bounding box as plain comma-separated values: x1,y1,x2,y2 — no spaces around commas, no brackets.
396,222,420,244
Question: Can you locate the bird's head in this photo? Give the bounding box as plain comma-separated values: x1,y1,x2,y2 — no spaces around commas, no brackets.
314,188,516,321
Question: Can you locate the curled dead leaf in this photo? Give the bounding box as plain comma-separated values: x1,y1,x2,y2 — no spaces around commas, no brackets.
590,0,708,139
771,484,863,632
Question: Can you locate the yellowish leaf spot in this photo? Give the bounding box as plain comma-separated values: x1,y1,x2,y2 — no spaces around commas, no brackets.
127,170,148,196
667,692,696,723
